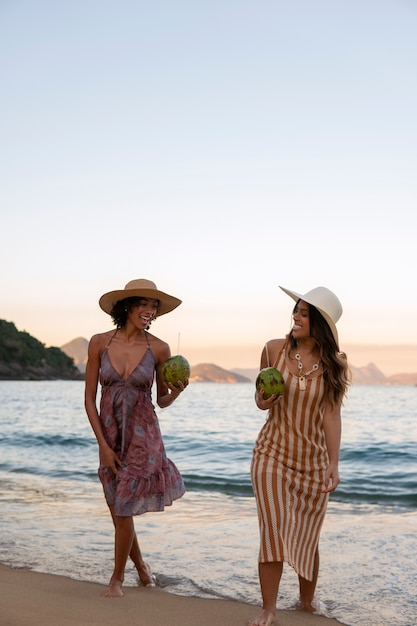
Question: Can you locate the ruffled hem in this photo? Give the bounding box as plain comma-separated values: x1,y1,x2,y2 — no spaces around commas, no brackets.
113,482,186,516
98,462,185,516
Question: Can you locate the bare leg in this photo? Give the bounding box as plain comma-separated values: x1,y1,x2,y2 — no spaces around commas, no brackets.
298,548,319,612
106,506,154,591
103,512,135,597
248,561,283,626
128,533,155,586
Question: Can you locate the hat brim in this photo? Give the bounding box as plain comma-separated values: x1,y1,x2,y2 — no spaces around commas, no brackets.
279,286,339,345
99,288,181,316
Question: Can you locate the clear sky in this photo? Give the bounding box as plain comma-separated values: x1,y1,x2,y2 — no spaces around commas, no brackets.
1,0,416,375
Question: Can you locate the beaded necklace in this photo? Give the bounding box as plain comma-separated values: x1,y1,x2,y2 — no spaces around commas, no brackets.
294,351,320,391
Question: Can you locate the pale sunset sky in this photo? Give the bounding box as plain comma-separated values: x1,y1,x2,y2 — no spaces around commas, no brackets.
1,1,416,376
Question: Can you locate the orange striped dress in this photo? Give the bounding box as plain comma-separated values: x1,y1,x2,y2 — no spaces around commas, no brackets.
251,340,329,581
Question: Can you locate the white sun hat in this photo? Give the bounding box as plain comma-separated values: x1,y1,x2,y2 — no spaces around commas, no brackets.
279,285,343,345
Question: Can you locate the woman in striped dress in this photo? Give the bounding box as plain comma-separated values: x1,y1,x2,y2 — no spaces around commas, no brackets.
249,286,350,626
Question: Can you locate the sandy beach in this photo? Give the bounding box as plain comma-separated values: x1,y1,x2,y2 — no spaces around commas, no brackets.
0,563,342,626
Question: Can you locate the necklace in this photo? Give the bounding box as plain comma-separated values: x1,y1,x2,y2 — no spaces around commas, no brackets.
294,351,320,391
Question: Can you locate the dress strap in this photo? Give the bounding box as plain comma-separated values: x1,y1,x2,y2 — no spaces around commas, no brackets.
105,328,119,350
264,338,288,368
265,341,271,367
278,337,289,368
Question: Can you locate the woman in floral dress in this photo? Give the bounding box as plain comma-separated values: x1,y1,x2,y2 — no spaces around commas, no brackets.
85,278,187,597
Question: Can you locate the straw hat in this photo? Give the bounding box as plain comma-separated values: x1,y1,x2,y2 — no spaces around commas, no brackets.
99,279,182,316
279,285,342,345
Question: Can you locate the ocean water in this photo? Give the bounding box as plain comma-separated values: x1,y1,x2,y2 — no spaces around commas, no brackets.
0,381,416,626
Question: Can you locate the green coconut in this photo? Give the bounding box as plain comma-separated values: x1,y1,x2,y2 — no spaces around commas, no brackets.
161,355,190,387
256,367,285,399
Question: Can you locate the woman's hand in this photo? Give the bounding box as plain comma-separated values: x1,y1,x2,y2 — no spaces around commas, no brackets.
167,379,188,398
323,462,340,492
157,379,189,408
255,389,283,411
100,444,123,475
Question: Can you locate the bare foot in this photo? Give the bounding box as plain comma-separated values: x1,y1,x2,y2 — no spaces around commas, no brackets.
301,600,316,613
137,562,155,587
248,609,275,626
101,577,124,597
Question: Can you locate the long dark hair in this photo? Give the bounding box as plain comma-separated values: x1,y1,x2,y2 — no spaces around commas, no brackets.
289,300,350,407
110,297,160,329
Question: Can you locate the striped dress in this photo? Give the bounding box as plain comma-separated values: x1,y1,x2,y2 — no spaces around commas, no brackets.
251,340,329,581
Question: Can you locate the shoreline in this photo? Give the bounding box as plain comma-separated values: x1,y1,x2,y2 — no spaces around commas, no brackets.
0,563,343,626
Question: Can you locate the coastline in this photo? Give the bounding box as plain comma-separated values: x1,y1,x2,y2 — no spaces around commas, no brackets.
0,563,342,626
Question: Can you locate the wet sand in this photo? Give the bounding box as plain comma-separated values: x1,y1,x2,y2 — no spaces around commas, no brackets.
0,563,343,626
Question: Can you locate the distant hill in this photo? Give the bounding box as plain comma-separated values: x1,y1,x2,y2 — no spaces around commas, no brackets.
349,362,387,385
387,372,417,385
190,363,250,383
339,362,417,386
0,320,83,380
232,368,259,382
61,337,89,373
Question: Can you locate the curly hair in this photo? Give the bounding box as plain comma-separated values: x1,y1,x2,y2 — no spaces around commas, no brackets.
289,301,351,407
109,297,160,329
